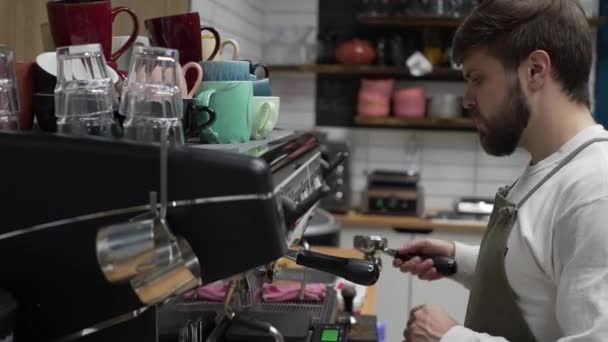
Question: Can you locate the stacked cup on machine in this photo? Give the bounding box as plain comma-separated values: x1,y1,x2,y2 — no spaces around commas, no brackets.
0,46,20,131
29,0,138,134
119,46,215,145
54,44,119,138
29,6,280,144
144,12,279,143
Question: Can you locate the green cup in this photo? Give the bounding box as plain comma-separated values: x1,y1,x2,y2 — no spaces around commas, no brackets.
194,81,253,144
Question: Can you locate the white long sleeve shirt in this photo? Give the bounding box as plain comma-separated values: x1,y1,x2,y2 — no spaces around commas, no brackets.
443,125,608,342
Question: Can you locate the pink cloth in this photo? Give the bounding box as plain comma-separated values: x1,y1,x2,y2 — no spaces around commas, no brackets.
184,282,228,302
184,282,328,303
262,283,327,302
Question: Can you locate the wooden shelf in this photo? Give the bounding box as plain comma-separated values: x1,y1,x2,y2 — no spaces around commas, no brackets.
354,115,476,131
335,211,487,233
358,15,606,28
269,64,463,81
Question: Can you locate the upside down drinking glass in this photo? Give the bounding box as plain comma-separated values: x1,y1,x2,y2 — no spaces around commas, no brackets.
119,46,185,144
54,44,117,137
0,45,20,131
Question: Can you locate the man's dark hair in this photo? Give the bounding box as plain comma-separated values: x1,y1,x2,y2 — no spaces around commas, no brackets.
452,0,593,107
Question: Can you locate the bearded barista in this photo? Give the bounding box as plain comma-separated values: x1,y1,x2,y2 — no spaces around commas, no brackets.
394,1,608,342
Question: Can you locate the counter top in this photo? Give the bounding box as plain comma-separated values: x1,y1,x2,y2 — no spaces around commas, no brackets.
334,211,487,233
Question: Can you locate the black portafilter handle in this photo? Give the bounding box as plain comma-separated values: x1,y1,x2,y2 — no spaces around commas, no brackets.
395,253,457,277
294,249,380,286
281,185,331,227
341,285,356,314
321,152,349,177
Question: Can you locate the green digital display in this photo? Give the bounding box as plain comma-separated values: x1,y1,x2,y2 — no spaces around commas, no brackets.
321,328,340,342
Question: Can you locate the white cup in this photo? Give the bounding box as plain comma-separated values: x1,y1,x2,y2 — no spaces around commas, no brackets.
406,51,433,77
202,34,240,61
251,96,280,140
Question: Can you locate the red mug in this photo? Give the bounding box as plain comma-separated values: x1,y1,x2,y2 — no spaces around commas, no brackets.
46,0,139,70
145,12,220,67
15,62,35,130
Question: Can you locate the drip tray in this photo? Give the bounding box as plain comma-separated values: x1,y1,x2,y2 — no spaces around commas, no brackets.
257,287,337,325
226,311,312,342
169,287,338,325
226,288,338,342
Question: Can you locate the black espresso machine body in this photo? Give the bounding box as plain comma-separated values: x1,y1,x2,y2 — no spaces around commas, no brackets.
0,131,308,342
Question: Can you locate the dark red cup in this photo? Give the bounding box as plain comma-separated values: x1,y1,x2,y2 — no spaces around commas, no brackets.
145,12,220,68
15,62,35,130
46,0,139,70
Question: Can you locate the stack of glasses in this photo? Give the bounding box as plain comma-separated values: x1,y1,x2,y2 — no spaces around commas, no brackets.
120,45,215,145
120,46,186,144
0,46,20,131
54,44,118,137
0,43,216,146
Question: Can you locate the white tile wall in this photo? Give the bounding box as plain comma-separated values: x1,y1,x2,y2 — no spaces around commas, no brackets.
262,0,318,26
191,0,265,61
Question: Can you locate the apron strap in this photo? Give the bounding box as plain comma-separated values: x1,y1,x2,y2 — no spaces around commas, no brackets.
516,137,608,209
505,177,520,193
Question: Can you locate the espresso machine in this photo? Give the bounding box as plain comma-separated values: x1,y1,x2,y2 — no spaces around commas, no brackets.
0,130,378,342
156,131,379,342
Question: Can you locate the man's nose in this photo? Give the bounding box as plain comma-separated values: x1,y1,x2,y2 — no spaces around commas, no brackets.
463,91,476,110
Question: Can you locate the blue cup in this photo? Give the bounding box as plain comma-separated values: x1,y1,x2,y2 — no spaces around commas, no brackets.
241,60,269,79
200,60,251,81
252,78,272,97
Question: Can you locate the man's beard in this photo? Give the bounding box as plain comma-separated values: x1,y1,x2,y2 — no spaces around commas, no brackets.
472,80,530,156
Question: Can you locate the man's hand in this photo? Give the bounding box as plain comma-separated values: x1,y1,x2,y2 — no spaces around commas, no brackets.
404,304,458,342
393,239,455,281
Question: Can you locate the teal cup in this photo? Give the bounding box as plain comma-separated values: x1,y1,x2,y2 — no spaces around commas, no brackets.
200,60,251,81
194,81,253,144
252,78,272,97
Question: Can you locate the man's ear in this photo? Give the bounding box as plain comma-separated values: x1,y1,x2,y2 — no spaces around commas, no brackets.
523,50,551,92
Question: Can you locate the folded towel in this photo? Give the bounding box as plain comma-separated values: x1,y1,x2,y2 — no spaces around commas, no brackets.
262,283,327,302
184,282,228,302
184,282,328,303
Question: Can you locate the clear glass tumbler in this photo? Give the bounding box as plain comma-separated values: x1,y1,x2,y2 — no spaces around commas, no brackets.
0,45,20,131
55,44,117,137
119,46,184,145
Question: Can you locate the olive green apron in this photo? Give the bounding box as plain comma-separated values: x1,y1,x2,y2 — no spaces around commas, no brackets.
464,137,608,341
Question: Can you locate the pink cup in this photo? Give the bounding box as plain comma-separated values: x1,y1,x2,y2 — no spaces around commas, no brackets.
393,88,426,118
360,79,395,97
179,62,203,99
358,91,390,117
